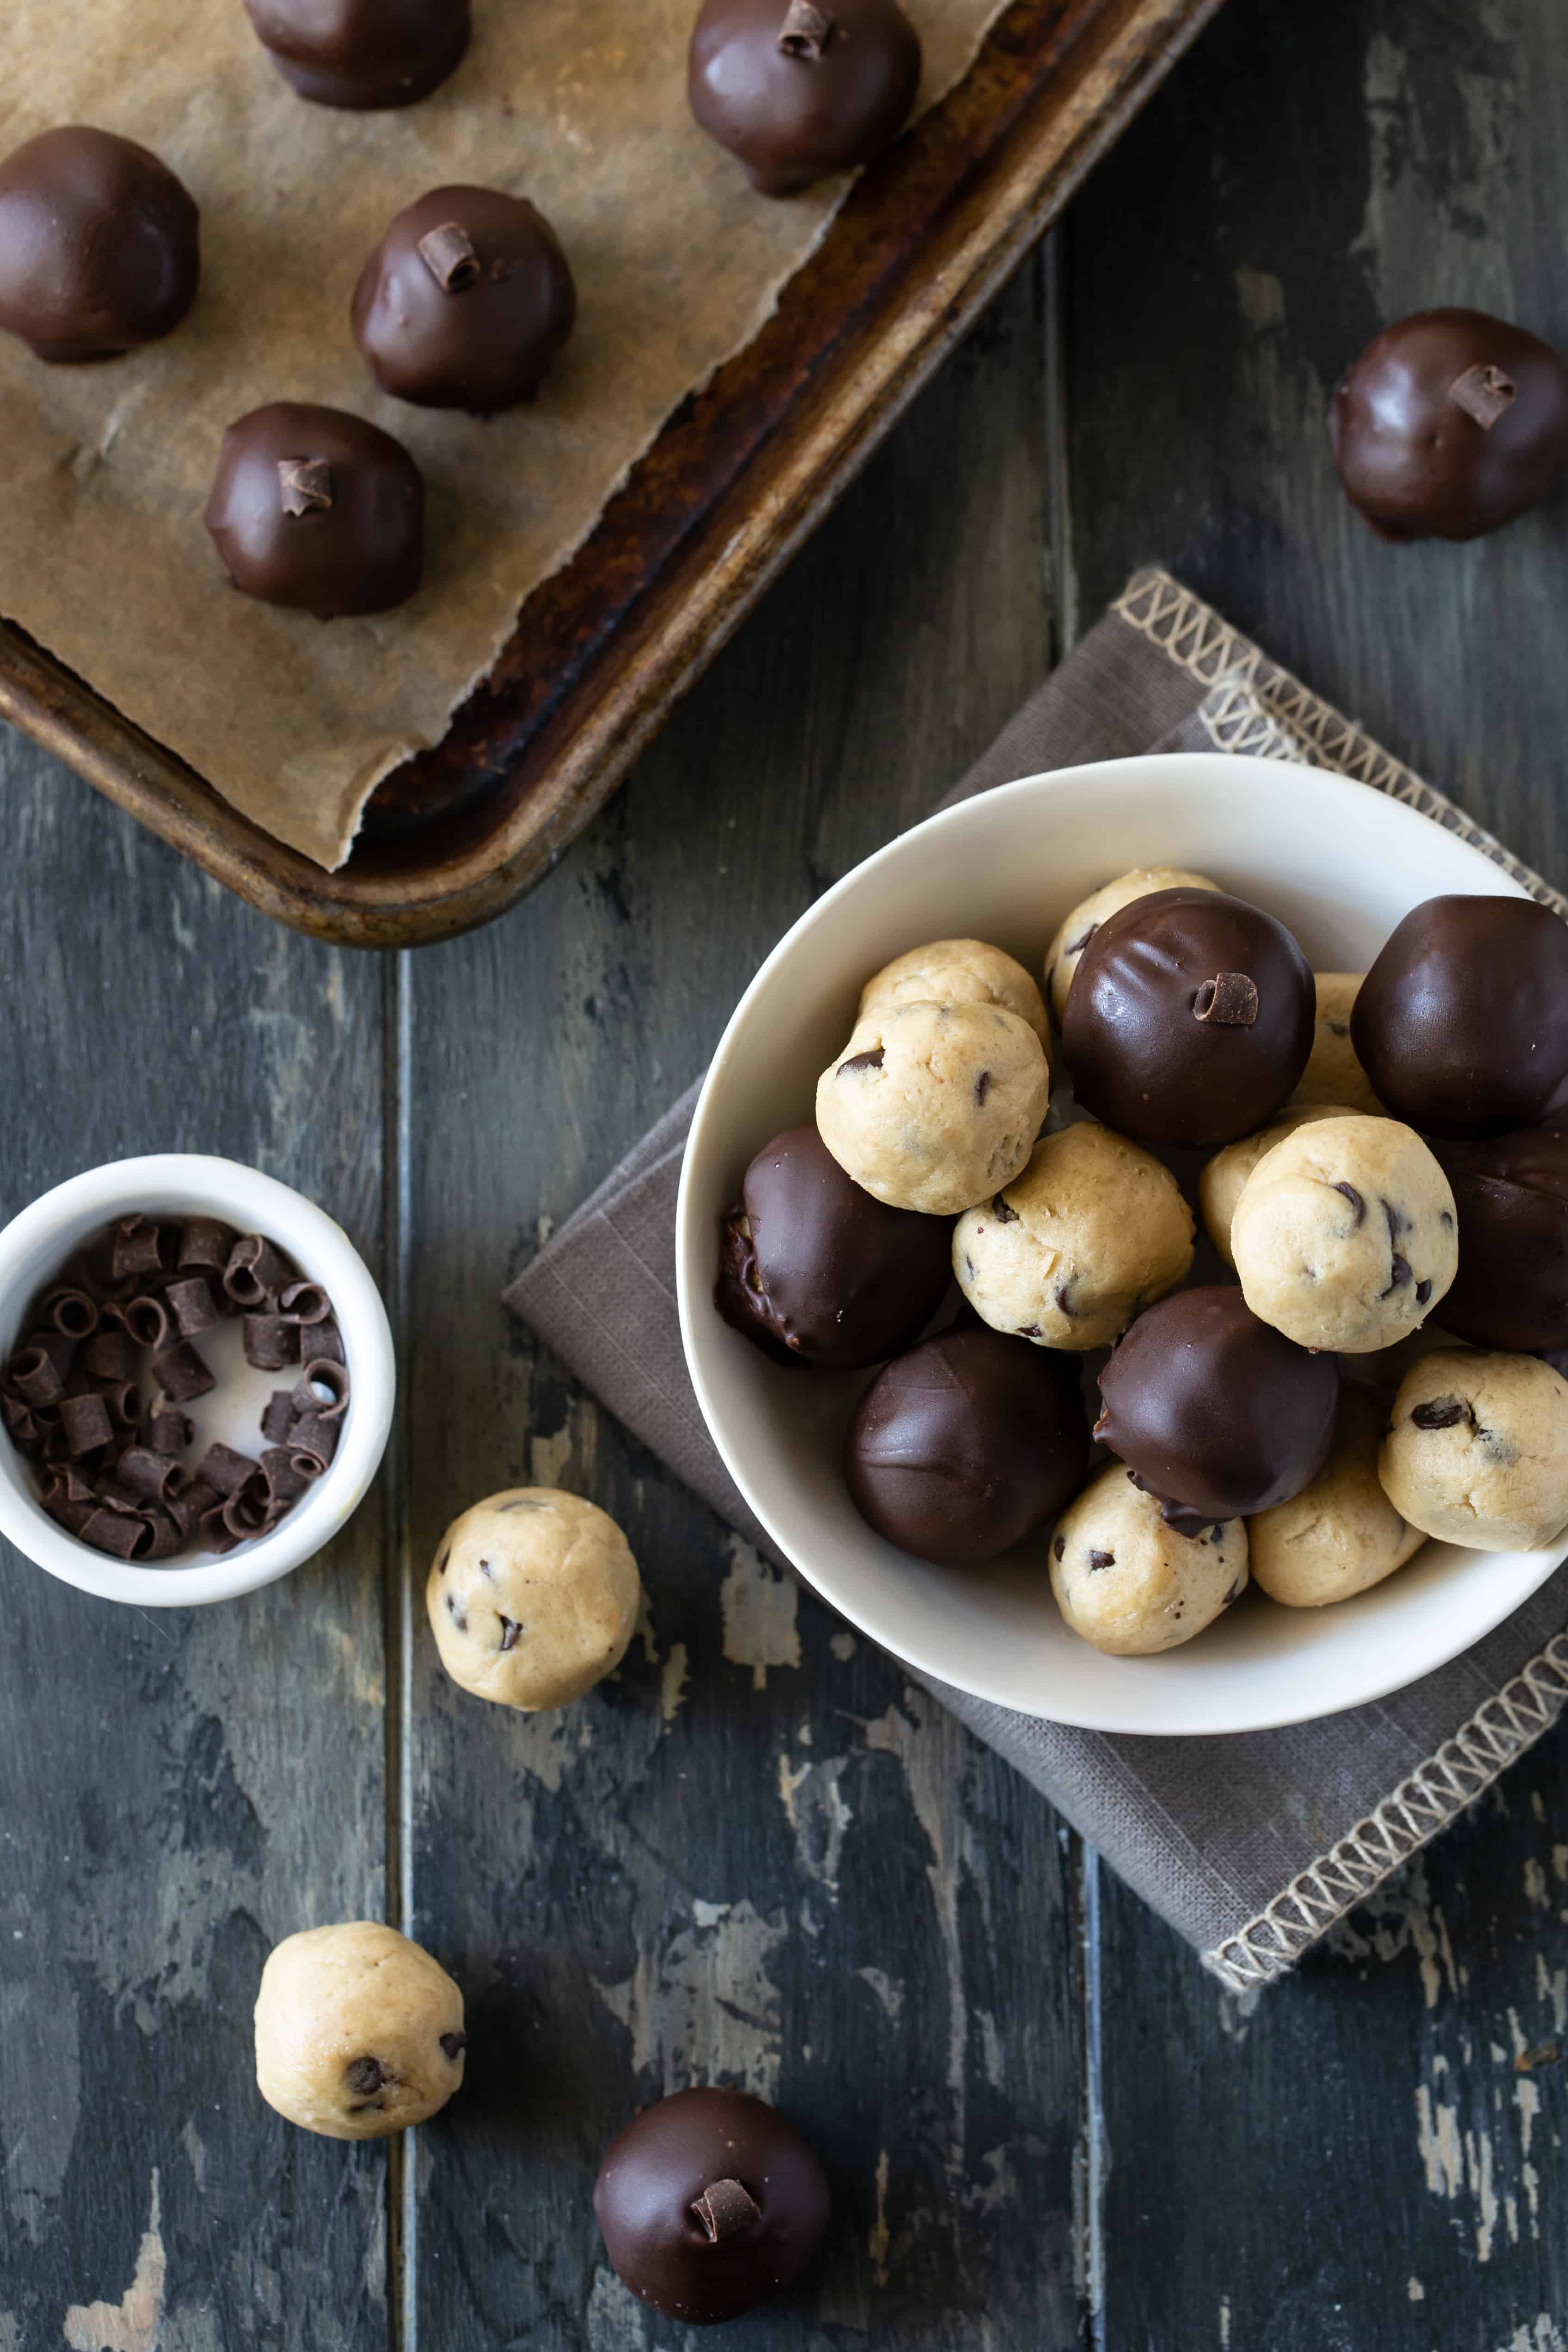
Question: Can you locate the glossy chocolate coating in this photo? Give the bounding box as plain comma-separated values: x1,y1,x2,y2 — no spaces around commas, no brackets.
1430,1129,1568,1352
352,185,575,414
1352,894,1568,1139
717,1126,953,1369
845,1324,1088,1565
243,0,469,109
1330,308,1568,542
594,2087,830,2324
1062,888,1315,1149
204,403,424,620
1095,1287,1338,1526
0,127,198,363
688,0,922,198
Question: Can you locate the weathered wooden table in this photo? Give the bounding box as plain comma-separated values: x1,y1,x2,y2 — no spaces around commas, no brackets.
2,0,1564,2342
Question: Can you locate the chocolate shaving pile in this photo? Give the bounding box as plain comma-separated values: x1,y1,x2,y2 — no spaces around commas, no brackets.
0,1213,350,1564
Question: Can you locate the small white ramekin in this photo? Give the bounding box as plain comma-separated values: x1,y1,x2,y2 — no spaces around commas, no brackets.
0,1155,394,1607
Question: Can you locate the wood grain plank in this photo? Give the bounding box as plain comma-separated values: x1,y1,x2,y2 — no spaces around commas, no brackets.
0,754,390,2349
400,258,1089,2348
1064,0,1568,2343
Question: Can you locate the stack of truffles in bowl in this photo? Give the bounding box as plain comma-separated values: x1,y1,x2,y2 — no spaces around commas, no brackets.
715,874,1568,1659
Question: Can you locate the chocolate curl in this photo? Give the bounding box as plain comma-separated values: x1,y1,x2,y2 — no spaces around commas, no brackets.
165,1275,222,1338
289,1415,338,1477
154,1339,215,1403
148,1408,193,1457
40,1478,96,1537
416,221,482,293
197,1503,243,1556
23,1327,80,1381
142,1511,185,1560
60,1391,114,1458
260,1390,296,1446
307,1316,346,1367
295,1360,350,1420
1448,363,1516,430
222,1476,271,1538
166,1478,220,1539
84,1329,139,1383
78,1507,154,1560
778,0,835,57
244,1314,299,1372
98,1379,143,1430
691,2179,762,2242
260,1447,311,1511
110,1214,166,1282
278,1281,331,1326
117,1446,180,1501
224,1234,295,1308
195,1442,260,1498
1,1395,41,1447
124,1293,171,1351
178,1217,237,1275
40,1287,98,1339
9,1347,64,1410
277,457,333,518
1193,972,1260,1026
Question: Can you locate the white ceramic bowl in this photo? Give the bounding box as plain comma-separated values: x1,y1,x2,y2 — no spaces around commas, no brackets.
0,1155,394,1607
677,752,1568,1734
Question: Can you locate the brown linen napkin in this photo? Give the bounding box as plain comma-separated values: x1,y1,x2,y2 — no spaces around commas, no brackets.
505,567,1568,1988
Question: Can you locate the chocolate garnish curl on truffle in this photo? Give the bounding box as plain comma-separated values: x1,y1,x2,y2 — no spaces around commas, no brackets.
689,0,923,198
1330,308,1568,541
352,185,576,414
242,0,470,110
204,402,424,620
0,127,199,363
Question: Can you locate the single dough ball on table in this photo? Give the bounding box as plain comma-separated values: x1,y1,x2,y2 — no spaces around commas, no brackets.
953,1123,1193,1350
1293,974,1382,1115
1062,888,1316,1148
254,1922,465,2139
1044,868,1219,1025
859,938,1048,1044
815,1000,1049,1216
427,1489,640,1710
1351,894,1568,1139
1248,1384,1425,1607
688,0,922,198
1095,1287,1339,1528
243,0,470,109
0,127,200,363
1379,1351,1568,1552
204,402,424,620
1230,1115,1457,1353
1050,1463,1246,1655
1198,1103,1354,1271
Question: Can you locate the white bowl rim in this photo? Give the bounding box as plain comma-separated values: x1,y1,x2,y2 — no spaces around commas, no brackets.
0,1154,394,1607
676,751,1568,1734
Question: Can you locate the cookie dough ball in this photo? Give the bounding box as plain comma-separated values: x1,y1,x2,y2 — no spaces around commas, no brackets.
1044,867,1219,1024
1050,1462,1247,1654
427,1489,640,1710
859,938,1048,1045
1380,1350,1568,1551
1230,1114,1457,1353
1293,974,1382,1115
815,1000,1049,1216
953,1122,1193,1349
1198,1103,1354,1270
1248,1385,1425,1606
254,1922,465,2139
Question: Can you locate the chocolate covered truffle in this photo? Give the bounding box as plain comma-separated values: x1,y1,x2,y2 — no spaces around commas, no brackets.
1095,1287,1338,1527
845,1324,1088,1566
1062,888,1315,1149
689,0,922,198
716,1126,953,1369
243,0,469,109
1431,1128,1568,1352
1351,895,1568,1139
594,2087,830,2325
1330,309,1568,541
352,185,576,413
204,403,424,620
0,127,198,363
